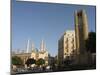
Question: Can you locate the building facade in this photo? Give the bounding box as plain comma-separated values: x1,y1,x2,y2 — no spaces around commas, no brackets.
58,30,76,65
30,40,49,65
12,40,49,67
12,53,31,65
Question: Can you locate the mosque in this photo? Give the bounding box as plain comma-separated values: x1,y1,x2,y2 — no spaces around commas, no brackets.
12,39,49,66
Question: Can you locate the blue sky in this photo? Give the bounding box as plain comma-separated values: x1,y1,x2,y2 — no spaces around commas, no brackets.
12,0,96,56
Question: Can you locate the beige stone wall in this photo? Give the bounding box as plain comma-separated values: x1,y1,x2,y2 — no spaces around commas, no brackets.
38,51,49,65
58,30,76,65
13,51,49,66
12,53,31,65
63,31,76,58
30,51,49,65
31,52,37,59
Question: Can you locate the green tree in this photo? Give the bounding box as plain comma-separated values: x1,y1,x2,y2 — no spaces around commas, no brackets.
36,58,45,66
86,32,96,53
25,58,36,66
12,56,23,65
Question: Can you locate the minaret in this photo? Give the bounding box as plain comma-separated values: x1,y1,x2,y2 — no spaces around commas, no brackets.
40,40,45,51
75,9,89,54
32,42,34,51
26,39,30,53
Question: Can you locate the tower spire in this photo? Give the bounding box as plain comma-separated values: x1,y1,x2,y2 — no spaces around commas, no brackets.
26,39,30,53
32,41,35,51
40,39,45,51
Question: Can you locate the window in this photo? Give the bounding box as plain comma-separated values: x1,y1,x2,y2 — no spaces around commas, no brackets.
67,34,69,36
65,53,66,55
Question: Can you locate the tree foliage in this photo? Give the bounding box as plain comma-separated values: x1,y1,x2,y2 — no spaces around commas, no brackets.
25,58,36,66
36,58,45,66
12,56,23,65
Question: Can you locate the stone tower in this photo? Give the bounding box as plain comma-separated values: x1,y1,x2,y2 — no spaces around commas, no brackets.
74,9,90,64
40,40,46,51
75,10,88,54
31,42,35,51
26,39,30,53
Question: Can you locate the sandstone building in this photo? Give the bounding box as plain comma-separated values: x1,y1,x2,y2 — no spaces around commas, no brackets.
58,30,76,65
12,40,49,67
